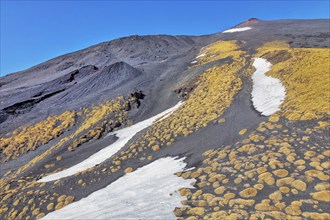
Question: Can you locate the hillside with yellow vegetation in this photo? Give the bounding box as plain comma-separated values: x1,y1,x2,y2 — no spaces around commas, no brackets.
257,41,330,120
0,19,329,220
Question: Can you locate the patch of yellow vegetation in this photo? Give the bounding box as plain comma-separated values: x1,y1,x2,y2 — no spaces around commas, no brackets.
239,188,258,198
239,128,247,135
303,212,330,220
195,40,246,66
124,167,133,173
257,42,330,120
311,190,330,202
0,111,76,161
13,97,129,176
176,114,329,219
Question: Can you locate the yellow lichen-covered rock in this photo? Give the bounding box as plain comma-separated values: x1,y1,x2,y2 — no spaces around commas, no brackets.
258,172,272,180
305,151,316,157
302,212,330,220
311,190,330,202
264,177,276,185
323,150,330,157
239,129,247,135
55,202,64,210
305,170,329,181
218,118,226,124
208,197,222,206
257,167,267,174
64,196,75,204
276,177,294,187
269,191,282,202
254,184,264,190
314,183,330,191
228,198,255,207
321,161,330,169
190,171,201,178
275,202,286,210
36,213,45,219
32,208,40,216
187,207,205,216
234,177,242,184
46,203,54,211
291,180,307,191
57,195,66,203
214,186,226,195
285,204,302,216
291,188,299,194
249,134,265,143
209,174,226,182
255,200,274,211
273,169,289,177
264,211,286,220
309,161,320,168
269,114,280,122
173,207,185,217
152,145,160,151
210,211,228,219
279,186,290,193
124,167,133,173
239,187,258,198
224,193,236,200
179,188,191,197
294,159,305,166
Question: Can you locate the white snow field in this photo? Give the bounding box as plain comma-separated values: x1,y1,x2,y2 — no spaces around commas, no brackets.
39,102,183,182
42,157,194,220
223,27,252,33
251,58,286,116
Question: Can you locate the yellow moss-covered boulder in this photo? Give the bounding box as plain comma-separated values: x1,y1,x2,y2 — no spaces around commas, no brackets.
124,167,134,173
314,183,330,191
55,202,64,210
214,186,226,195
302,212,330,220
239,187,258,198
273,169,289,177
36,213,45,219
291,180,307,191
239,129,247,135
187,207,205,216
269,191,282,202
311,190,330,202
46,203,54,211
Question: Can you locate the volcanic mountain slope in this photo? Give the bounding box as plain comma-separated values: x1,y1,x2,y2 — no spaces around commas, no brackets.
0,18,329,220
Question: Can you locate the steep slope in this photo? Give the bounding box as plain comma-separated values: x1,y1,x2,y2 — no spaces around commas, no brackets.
0,19,329,220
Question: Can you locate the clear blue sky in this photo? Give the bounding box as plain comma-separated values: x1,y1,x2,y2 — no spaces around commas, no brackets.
1,1,329,76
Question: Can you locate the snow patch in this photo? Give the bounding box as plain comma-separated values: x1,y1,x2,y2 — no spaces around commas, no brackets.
196,53,206,58
39,102,183,182
42,157,194,220
223,27,252,33
191,60,197,64
251,58,285,116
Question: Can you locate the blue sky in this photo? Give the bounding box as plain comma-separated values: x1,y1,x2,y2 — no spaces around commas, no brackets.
1,1,329,76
